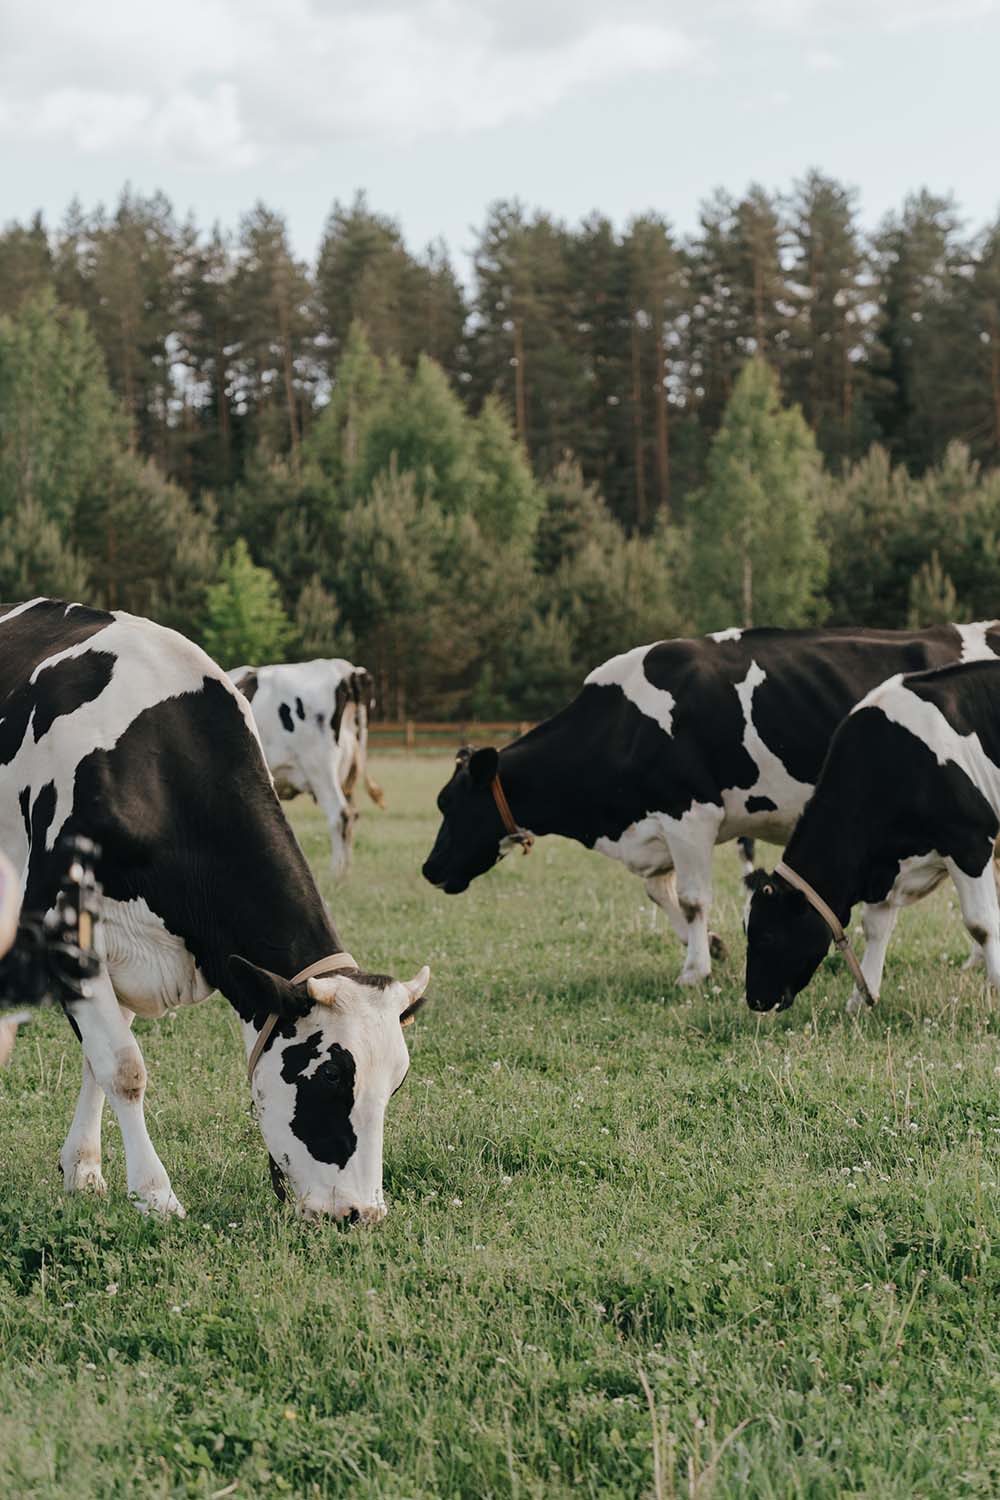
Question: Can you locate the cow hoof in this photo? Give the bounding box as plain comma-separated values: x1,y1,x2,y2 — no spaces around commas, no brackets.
130,1187,186,1219
963,947,985,971
676,965,710,987
708,932,727,961
845,991,874,1017
63,1160,107,1195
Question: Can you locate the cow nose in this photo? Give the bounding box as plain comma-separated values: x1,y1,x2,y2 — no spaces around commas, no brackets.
341,1203,387,1226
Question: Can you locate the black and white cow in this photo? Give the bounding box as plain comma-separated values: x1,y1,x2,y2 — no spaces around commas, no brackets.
423,624,1000,993
0,600,428,1219
746,658,1000,1012
230,659,384,876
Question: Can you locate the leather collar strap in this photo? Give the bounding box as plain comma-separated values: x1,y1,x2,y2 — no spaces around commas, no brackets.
247,951,358,1083
774,861,874,1007
491,773,534,854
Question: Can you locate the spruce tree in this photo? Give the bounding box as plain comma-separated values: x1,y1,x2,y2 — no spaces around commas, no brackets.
686,358,827,629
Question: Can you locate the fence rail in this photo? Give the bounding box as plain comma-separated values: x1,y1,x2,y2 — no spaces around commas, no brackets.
368,720,534,751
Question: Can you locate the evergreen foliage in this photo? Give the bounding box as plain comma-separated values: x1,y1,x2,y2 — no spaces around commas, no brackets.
686,360,827,630
202,540,295,669
7,181,1000,719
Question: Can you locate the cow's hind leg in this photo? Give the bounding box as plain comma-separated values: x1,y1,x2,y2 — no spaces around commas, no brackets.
947,858,1000,989
664,805,725,986
67,975,184,1217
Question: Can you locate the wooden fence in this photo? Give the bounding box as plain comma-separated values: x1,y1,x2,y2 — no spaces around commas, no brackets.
368,720,534,752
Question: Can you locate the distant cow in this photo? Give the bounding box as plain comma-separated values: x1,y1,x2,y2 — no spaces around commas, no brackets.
423,624,1000,992
230,659,384,875
746,659,1000,1012
1,600,428,1220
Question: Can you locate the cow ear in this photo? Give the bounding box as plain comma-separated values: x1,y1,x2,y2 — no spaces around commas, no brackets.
232,669,259,702
468,747,499,787
400,965,430,1026
228,955,311,1023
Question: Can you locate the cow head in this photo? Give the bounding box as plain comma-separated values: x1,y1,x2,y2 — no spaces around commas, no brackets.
745,874,830,1011
230,957,430,1220
422,746,508,894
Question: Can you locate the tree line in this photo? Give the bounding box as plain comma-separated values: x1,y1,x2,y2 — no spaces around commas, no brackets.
3,177,1000,718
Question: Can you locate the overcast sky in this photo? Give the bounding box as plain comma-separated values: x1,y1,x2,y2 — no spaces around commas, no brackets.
2,0,998,268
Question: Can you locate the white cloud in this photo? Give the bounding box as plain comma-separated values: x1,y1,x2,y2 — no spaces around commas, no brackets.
805,48,841,69
0,0,700,168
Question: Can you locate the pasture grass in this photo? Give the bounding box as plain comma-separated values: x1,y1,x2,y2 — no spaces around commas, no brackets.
3,756,1000,1498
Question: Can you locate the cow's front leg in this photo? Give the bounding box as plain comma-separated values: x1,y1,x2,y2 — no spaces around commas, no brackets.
664,805,724,986
947,858,1000,989
67,975,184,1217
846,901,899,1016
644,871,687,947
60,1057,108,1193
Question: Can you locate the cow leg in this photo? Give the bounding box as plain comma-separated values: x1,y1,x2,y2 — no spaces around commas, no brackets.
644,871,689,947
66,975,184,1217
664,805,724,985
317,780,352,876
365,772,386,809
736,836,755,879
947,859,1000,988
60,1056,108,1194
845,901,900,1016
645,870,726,964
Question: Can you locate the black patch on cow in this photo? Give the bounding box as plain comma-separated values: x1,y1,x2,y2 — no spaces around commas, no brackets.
280,1029,323,1082
0,647,116,768
33,651,115,740
288,1041,358,1168
746,795,777,814
332,679,351,740
18,786,30,841
236,670,259,702
279,702,295,733
316,713,325,728
295,697,305,721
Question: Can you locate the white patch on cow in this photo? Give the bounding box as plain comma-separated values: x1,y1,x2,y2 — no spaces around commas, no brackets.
595,814,673,879
955,620,1000,663
709,627,743,642
720,661,814,837
0,597,48,623
585,643,674,736
854,675,1000,811
99,895,214,1019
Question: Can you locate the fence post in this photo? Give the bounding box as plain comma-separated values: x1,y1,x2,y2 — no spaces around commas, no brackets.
405,720,415,752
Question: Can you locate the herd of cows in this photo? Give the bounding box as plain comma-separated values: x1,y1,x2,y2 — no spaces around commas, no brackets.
3,598,1000,1222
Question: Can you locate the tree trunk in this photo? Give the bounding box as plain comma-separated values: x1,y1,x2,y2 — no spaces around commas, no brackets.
630,315,647,530
278,292,300,470
742,517,753,628
653,319,670,521
513,315,527,453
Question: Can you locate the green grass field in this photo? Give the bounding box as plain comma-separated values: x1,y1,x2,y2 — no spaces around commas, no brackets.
3,756,1000,1498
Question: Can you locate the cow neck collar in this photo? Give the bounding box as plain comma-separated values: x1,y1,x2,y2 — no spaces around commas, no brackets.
774,861,874,1007
491,771,534,853
246,950,358,1083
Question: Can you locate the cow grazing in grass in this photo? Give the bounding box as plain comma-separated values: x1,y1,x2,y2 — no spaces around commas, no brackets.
745,659,1000,1013
230,659,384,876
423,625,1000,992
0,600,428,1220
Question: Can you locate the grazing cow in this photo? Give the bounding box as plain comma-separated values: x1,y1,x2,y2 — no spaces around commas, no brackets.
422,624,1000,990
230,659,384,876
1,600,428,1219
746,658,1000,1013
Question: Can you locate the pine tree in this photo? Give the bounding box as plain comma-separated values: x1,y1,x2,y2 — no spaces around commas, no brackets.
785,171,874,467
202,540,294,667
686,358,827,629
